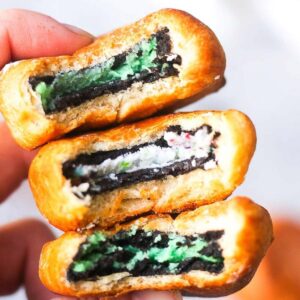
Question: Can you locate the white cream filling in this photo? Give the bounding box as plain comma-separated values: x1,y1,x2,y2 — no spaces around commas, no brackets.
71,182,90,199
74,126,217,179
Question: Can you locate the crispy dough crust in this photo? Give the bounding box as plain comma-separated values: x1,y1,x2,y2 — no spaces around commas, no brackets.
39,197,273,297
29,110,256,231
0,8,225,150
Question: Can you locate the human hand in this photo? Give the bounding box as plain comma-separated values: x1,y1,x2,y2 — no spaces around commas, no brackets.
0,7,93,203
234,219,300,300
0,8,182,300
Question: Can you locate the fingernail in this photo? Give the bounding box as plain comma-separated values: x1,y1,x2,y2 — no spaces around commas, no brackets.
132,290,182,300
64,23,94,39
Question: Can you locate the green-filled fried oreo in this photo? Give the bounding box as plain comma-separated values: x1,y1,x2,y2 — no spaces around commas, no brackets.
67,228,224,281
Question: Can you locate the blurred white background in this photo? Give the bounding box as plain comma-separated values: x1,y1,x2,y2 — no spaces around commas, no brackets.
0,0,299,299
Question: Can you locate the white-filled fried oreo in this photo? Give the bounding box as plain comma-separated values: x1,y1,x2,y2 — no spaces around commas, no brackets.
29,110,256,231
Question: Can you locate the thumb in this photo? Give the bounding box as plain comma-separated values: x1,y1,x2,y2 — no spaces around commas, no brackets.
0,8,94,68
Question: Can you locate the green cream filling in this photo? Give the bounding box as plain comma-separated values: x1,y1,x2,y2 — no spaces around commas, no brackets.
71,229,222,275
114,236,217,271
35,37,159,111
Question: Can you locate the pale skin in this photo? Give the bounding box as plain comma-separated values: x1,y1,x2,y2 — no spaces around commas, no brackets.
0,9,182,300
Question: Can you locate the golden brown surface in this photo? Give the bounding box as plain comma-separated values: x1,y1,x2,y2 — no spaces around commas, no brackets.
29,110,256,231
39,197,273,297
0,8,225,150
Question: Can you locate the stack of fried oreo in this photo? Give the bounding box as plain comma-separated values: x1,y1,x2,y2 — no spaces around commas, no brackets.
0,9,273,298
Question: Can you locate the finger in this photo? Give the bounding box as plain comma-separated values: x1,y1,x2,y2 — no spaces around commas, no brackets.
100,294,132,300
0,9,94,202
0,219,56,300
131,291,182,300
0,8,94,68
0,122,37,203
51,297,77,300
235,219,300,300
52,290,181,300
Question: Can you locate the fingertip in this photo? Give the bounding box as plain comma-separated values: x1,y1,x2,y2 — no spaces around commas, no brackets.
99,294,132,300
63,24,94,39
132,291,182,300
